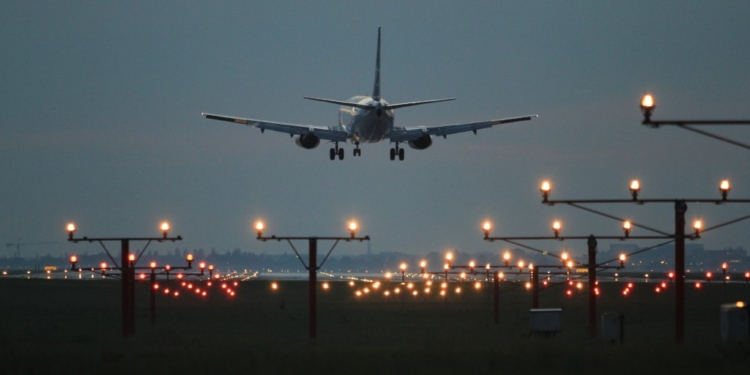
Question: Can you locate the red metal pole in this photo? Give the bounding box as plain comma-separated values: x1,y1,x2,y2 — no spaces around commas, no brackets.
121,240,130,338
588,235,597,339
309,238,317,340
675,200,687,343
150,270,156,324
493,271,500,324
532,267,539,309
130,259,136,335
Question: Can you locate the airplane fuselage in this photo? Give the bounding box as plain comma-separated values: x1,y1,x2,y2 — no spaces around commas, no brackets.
339,96,394,143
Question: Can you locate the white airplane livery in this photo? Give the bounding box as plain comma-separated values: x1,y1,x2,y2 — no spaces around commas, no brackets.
202,28,537,161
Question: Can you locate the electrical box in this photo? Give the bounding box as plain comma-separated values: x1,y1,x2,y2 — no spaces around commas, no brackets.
720,303,748,343
530,308,561,336
601,313,624,343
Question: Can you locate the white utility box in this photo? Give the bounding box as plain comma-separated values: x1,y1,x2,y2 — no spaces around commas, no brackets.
601,313,624,343
720,303,748,343
530,308,562,336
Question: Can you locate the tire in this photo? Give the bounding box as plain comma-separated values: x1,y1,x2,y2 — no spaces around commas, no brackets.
398,148,405,161
338,148,344,160
390,148,395,160
329,148,335,160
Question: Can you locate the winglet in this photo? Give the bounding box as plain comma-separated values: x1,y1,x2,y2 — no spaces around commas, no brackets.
372,27,381,101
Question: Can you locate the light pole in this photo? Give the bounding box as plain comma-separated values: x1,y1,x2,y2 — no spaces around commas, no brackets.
482,221,634,338
66,222,183,338
539,179,750,343
639,94,750,151
255,220,370,340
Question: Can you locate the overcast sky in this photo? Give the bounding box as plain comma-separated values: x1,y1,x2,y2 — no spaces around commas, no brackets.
2,1,749,262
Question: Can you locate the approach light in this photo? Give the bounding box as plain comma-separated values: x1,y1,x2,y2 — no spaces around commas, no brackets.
469,261,475,273
420,260,427,274
150,261,157,269
445,252,453,267
255,221,264,238
186,254,194,268
619,254,626,267
720,180,731,200
503,251,511,266
66,223,76,240
482,221,492,238
69,255,78,269
722,262,727,271
640,94,655,122
623,221,632,237
561,251,569,262
128,254,136,264
552,221,562,237
540,181,551,202
199,262,206,271
693,220,702,237
400,262,407,271
160,222,170,238
630,180,641,200
348,221,358,238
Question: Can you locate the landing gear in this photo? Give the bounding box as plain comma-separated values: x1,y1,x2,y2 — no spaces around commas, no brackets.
329,142,344,161
389,143,405,161
353,142,361,157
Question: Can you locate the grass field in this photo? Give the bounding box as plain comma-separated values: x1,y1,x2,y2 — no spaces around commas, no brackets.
1,275,748,374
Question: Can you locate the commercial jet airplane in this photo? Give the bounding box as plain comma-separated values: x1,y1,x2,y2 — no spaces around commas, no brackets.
202,28,537,161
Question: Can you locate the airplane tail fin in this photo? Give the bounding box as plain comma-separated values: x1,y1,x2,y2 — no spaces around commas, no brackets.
372,27,381,101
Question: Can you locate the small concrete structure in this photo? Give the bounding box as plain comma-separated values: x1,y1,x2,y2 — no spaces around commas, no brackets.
720,302,748,343
601,313,624,344
530,308,561,337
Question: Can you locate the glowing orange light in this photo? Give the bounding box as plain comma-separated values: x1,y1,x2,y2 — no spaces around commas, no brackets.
150,261,157,269
540,180,551,193
186,254,194,262
100,262,107,269
482,221,492,236
66,223,76,234
695,282,702,289
271,282,278,290
128,254,136,262
641,94,654,109
69,255,78,264
630,179,640,192
720,180,730,192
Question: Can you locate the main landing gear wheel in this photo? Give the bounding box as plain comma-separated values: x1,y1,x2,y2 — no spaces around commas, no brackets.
390,143,405,161
330,142,344,161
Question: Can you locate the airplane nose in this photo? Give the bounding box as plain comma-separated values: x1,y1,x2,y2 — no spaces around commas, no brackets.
376,108,382,116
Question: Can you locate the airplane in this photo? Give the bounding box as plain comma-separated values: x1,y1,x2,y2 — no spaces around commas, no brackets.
201,27,537,161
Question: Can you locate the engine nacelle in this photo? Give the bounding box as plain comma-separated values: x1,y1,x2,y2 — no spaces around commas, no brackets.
295,134,320,149
407,135,432,150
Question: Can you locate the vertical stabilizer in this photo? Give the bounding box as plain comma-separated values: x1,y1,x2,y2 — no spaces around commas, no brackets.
372,27,381,101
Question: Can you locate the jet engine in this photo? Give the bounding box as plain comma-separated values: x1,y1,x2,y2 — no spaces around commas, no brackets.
295,133,320,149
407,135,432,150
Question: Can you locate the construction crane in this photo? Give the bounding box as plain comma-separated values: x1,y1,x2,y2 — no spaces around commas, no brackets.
5,239,57,258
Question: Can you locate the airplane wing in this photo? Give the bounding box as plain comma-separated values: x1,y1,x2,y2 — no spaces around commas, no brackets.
201,113,349,142
389,115,538,142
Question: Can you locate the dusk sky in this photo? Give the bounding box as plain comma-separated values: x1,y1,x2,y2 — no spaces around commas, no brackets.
2,1,749,262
